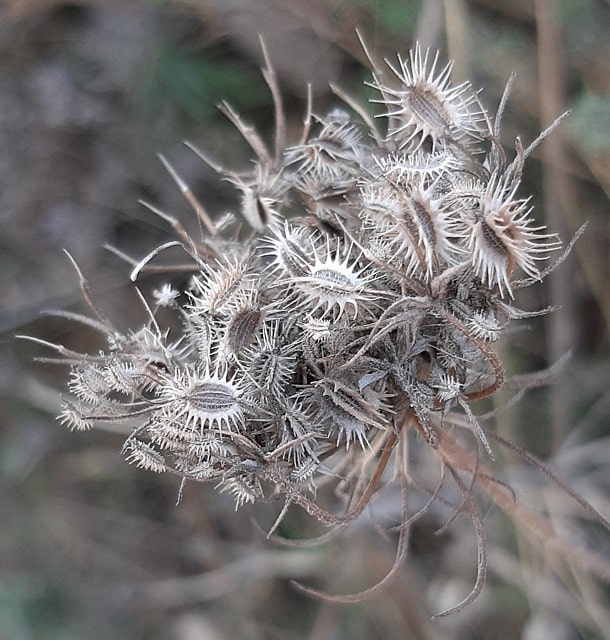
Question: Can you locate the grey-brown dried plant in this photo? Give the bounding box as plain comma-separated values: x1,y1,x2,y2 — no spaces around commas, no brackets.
23,39,610,617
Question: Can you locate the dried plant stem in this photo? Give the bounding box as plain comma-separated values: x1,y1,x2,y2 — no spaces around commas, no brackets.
444,0,469,83
535,0,577,448
291,471,411,604
432,427,610,583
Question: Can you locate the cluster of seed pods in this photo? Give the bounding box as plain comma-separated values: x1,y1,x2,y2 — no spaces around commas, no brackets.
28,43,570,612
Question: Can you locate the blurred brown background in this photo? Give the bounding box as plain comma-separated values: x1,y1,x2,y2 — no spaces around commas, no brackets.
2,1,609,639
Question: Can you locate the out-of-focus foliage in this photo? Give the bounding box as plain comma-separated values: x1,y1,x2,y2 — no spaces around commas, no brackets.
570,91,610,154
144,46,269,124
352,0,420,36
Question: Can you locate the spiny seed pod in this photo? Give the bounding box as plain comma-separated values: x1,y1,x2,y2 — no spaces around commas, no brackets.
157,366,247,432
469,174,560,296
370,43,484,151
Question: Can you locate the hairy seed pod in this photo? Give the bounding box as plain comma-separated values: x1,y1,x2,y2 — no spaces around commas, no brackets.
225,305,263,356
158,366,246,432
370,43,484,151
469,174,560,297
123,439,167,473
57,402,95,431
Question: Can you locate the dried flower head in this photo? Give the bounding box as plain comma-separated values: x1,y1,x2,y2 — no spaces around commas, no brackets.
24,39,609,619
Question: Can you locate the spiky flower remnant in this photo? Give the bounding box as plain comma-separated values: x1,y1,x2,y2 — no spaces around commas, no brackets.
26,41,610,616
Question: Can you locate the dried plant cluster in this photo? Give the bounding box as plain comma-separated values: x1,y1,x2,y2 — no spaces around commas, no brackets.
28,42,608,615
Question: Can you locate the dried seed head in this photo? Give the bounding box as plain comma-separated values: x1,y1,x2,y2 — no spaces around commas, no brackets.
32,41,594,618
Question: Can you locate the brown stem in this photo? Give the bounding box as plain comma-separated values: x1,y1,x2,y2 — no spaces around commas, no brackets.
433,427,610,583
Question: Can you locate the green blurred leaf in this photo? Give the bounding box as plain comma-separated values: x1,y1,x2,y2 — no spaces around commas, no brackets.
0,574,78,640
150,47,269,123
352,0,420,36
569,90,610,155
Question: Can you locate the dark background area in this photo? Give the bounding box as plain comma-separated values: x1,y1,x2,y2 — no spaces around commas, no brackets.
1,1,609,638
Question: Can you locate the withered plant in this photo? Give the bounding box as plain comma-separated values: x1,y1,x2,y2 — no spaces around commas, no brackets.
23,39,610,617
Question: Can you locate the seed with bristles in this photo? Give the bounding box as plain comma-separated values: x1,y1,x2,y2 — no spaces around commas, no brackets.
158,366,245,432
219,475,261,509
223,298,263,357
187,382,240,425
241,321,297,400
290,457,319,483
237,170,285,232
123,439,167,473
468,174,560,297
68,364,110,404
189,257,251,314
316,377,389,449
374,150,460,182
370,43,484,151
264,223,313,280
361,177,459,278
288,240,382,319
286,109,363,184
464,310,504,342
104,360,143,394
57,402,94,431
